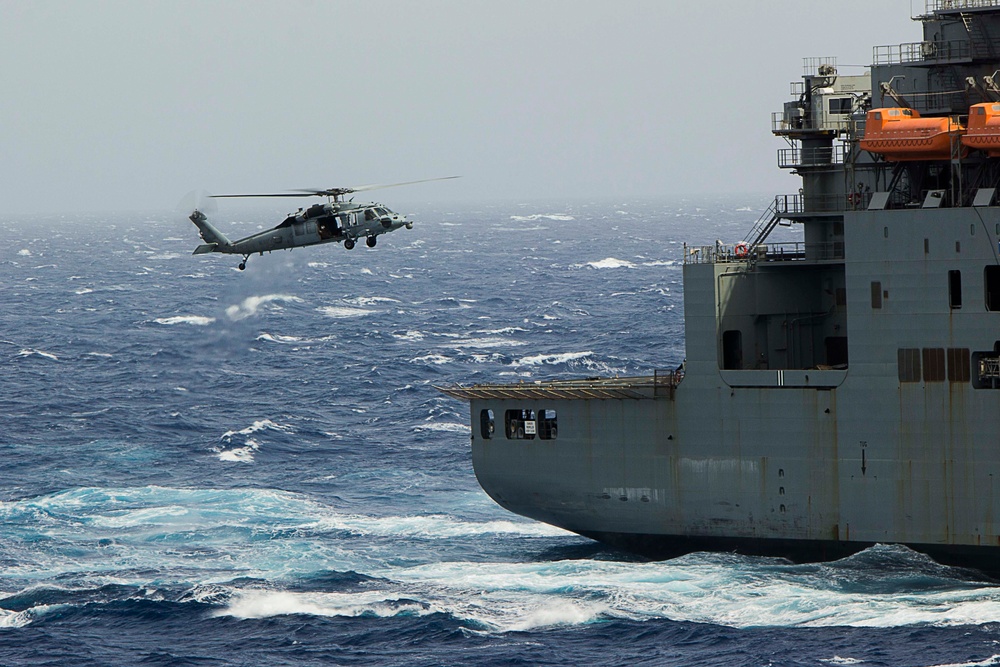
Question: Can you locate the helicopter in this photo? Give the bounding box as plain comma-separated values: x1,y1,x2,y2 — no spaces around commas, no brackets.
188,177,458,270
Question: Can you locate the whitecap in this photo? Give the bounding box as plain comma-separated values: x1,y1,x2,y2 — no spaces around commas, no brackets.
74,287,94,295
410,354,451,365
509,214,575,222
0,607,40,629
344,296,401,307
17,349,58,361
392,330,425,341
316,306,374,319
17,249,31,257
226,294,304,320
215,590,434,621
413,422,470,434
154,315,216,326
585,257,636,269
443,337,525,350
217,441,259,463
514,351,593,366
221,419,291,441
257,333,306,344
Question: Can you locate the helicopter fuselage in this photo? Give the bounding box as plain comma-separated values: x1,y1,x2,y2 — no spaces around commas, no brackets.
190,201,413,268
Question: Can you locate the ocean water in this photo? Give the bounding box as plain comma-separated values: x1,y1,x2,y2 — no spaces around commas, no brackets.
2,197,1000,666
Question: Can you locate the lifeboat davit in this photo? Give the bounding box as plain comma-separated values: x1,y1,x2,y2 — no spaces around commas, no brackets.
860,107,965,161
962,103,1000,156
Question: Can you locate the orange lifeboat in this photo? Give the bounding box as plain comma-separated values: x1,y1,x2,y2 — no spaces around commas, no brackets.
860,107,965,161
961,103,1000,156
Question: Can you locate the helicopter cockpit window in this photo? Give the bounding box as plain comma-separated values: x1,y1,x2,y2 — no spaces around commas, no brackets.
373,207,388,217
365,209,377,221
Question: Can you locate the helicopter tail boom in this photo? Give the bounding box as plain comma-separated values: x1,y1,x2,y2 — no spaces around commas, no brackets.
188,210,231,252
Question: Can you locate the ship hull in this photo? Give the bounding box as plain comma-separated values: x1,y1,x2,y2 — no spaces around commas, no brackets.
457,207,1000,575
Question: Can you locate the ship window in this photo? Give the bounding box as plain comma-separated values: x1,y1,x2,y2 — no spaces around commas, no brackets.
505,409,536,440
898,348,921,382
480,409,495,439
871,281,882,309
874,112,882,120
948,348,971,382
828,97,852,114
538,409,558,440
889,109,901,116
949,270,962,309
923,348,945,382
985,266,1000,310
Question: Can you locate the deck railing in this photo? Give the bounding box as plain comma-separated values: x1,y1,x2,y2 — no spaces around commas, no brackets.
925,0,1000,12
683,241,844,265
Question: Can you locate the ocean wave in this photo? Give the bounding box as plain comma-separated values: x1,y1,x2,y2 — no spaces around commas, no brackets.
392,330,425,341
16,348,58,361
343,296,401,307
256,333,308,344
442,336,526,350
513,351,593,366
413,422,469,434
154,315,216,326
216,440,259,463
221,419,292,441
509,214,575,222
316,306,375,319
215,589,434,621
225,294,304,320
410,354,451,365
580,257,636,269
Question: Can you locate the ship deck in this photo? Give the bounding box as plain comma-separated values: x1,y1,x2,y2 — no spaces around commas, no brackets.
437,371,682,401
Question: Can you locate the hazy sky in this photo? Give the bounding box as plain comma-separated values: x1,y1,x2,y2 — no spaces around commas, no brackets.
1,0,917,214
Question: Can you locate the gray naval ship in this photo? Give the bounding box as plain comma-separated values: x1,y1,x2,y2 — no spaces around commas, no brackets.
440,0,1000,573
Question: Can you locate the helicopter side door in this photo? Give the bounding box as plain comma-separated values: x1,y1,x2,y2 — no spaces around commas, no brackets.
292,219,322,245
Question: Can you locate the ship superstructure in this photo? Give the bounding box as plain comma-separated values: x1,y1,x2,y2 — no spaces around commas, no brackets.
440,0,1000,572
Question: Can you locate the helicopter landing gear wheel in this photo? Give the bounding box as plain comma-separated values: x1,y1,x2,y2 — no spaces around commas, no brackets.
366,236,377,248
238,255,249,271
344,239,356,250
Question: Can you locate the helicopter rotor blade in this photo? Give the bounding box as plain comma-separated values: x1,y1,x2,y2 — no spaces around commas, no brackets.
343,176,461,195
209,176,460,199
210,192,313,198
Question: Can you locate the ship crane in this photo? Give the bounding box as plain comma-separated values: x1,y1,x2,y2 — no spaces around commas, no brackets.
982,71,1000,101
879,77,911,109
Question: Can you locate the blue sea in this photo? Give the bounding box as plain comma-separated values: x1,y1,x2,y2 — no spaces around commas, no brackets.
2,197,1000,666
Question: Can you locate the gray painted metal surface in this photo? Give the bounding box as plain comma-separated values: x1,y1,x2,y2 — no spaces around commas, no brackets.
440,0,1000,572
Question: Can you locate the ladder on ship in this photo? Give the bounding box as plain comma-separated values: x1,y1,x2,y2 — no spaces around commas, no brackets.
742,198,789,247
961,12,995,60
